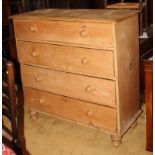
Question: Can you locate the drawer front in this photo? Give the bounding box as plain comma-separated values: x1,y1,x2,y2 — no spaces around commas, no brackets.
14,19,114,50
24,87,117,132
21,65,116,107
17,41,114,79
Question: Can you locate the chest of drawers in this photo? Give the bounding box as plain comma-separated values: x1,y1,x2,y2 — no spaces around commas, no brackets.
11,9,142,146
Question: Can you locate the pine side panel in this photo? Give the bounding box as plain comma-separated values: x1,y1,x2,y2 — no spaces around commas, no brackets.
114,14,141,134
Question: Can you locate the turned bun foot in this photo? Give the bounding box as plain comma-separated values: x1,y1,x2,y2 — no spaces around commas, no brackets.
30,109,39,121
131,121,137,128
111,135,122,147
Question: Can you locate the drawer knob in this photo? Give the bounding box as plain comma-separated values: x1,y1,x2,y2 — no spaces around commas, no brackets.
29,26,37,32
87,110,94,117
32,98,37,104
81,57,88,64
80,29,87,37
85,85,95,93
31,52,38,57
35,76,41,82
39,98,44,104
32,98,44,105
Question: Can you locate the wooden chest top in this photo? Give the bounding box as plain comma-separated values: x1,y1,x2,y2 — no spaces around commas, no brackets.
10,9,139,23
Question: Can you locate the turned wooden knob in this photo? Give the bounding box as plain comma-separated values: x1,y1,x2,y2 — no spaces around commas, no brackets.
87,110,94,117
31,51,38,57
32,98,44,105
80,29,87,37
35,76,41,82
29,26,37,32
32,98,37,104
81,57,88,64
85,85,95,93
39,98,44,104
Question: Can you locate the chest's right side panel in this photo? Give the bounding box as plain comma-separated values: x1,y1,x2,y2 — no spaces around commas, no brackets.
114,14,142,135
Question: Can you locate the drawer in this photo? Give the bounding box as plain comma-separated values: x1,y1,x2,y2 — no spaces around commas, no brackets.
17,41,115,79
14,19,114,50
21,64,116,107
24,87,117,132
